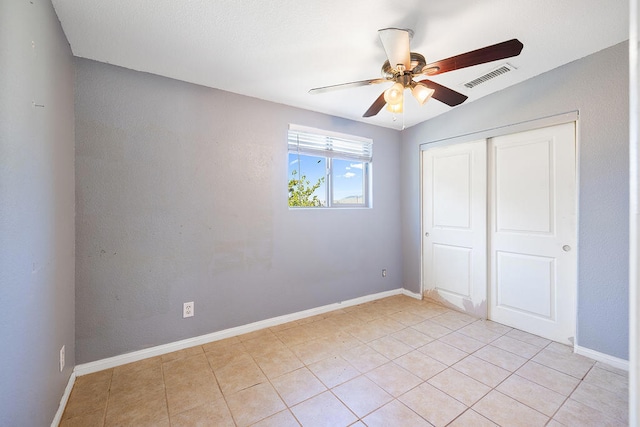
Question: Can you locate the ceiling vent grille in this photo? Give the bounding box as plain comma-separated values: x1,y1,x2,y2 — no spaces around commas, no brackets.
463,63,516,89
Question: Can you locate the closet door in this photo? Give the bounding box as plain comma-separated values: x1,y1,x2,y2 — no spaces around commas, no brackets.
488,123,576,344
422,140,487,317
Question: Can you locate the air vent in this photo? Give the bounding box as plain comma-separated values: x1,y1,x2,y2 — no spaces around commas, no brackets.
463,63,516,89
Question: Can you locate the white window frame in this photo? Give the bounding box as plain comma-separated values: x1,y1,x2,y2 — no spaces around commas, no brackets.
288,124,373,208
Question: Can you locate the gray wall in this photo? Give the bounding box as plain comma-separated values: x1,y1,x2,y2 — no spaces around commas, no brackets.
74,59,402,363
401,42,629,359
0,0,75,425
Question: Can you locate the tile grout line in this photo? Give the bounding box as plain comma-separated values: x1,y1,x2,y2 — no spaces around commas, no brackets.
159,354,171,425
542,357,593,426
203,347,241,427
558,362,628,424
103,369,114,426
243,333,299,426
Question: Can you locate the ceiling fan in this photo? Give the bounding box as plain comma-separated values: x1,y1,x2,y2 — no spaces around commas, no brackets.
309,28,524,118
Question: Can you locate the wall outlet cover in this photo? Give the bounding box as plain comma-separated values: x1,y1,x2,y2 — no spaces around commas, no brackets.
183,302,194,318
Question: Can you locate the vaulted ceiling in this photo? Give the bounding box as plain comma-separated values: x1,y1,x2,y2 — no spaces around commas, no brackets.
52,0,628,129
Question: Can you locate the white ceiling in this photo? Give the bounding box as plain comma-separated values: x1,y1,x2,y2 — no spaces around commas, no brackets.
52,0,629,130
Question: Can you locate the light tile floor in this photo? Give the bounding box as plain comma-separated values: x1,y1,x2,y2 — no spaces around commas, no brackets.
60,295,629,426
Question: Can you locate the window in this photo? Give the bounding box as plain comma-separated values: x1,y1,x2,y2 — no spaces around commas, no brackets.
288,125,372,208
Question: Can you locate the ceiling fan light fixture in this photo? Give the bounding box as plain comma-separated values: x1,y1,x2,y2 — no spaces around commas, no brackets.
411,84,435,105
310,32,523,119
383,82,404,106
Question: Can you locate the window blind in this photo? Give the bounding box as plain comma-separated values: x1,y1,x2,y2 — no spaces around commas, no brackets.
288,125,373,162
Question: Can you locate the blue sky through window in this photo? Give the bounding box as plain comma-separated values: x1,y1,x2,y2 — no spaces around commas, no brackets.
332,159,364,204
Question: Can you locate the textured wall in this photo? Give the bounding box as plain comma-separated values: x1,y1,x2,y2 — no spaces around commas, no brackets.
74,59,402,363
401,42,629,359
0,0,76,425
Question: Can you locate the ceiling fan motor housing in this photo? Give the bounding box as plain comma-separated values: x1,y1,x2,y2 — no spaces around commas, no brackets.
382,52,427,80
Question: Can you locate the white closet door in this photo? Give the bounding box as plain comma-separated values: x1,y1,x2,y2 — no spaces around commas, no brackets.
488,122,577,344
423,140,487,317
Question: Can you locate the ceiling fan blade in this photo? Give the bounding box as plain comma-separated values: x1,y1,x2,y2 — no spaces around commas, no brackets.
424,39,524,76
363,92,387,117
378,28,411,70
417,80,468,106
309,78,389,94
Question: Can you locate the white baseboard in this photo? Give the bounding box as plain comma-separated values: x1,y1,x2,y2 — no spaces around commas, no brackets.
574,344,629,371
51,371,76,427
74,288,414,377
401,288,423,300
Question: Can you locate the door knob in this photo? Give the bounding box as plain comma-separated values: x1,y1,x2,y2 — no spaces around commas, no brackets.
562,245,571,252
425,232,430,237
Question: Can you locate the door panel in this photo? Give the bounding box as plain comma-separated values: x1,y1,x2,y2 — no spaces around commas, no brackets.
433,244,472,297
496,251,554,318
495,140,553,234
433,153,472,228
489,122,576,344
423,140,487,317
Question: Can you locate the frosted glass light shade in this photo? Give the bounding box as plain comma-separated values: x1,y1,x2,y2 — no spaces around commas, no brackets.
384,82,404,106
412,84,435,105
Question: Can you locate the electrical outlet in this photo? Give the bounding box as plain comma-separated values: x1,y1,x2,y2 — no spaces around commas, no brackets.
59,345,65,372
183,301,194,318
382,269,387,277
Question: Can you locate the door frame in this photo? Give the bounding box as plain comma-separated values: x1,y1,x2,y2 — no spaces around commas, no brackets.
419,111,580,323
629,1,639,421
